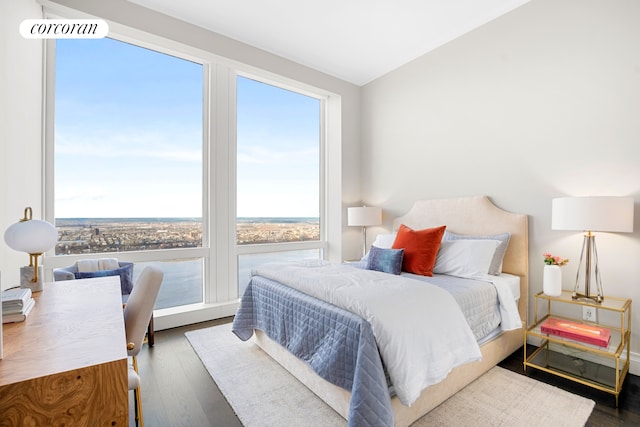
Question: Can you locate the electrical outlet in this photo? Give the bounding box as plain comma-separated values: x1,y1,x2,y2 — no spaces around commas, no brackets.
583,306,597,322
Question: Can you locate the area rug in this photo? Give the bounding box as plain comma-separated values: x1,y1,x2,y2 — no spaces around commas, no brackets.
186,323,595,427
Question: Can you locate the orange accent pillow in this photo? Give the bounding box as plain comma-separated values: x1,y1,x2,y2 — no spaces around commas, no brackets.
392,224,446,276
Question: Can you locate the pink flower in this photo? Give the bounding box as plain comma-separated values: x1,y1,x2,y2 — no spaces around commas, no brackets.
543,252,569,266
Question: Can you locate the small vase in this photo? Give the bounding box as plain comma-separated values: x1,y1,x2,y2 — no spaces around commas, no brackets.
543,264,562,297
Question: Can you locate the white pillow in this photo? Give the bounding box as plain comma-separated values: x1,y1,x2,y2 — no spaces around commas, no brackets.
360,233,397,262
433,239,501,279
443,230,511,275
372,233,397,249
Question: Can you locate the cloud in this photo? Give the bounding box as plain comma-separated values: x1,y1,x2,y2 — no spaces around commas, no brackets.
237,144,318,165
55,127,201,162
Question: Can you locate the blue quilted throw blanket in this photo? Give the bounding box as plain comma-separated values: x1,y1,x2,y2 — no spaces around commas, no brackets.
232,276,394,427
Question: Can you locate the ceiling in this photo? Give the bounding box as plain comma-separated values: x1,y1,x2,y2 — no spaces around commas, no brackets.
129,0,530,86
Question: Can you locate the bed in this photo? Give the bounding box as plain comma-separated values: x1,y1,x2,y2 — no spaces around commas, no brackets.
232,195,528,427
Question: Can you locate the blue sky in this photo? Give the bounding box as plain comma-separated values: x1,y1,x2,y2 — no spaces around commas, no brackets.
237,77,320,218
55,37,319,218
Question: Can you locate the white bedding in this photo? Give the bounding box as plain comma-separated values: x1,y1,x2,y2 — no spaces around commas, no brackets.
252,260,483,407
493,273,521,301
404,272,522,332
488,273,522,330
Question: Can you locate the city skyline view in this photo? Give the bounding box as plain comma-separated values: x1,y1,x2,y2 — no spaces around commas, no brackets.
55,216,320,255
50,35,323,311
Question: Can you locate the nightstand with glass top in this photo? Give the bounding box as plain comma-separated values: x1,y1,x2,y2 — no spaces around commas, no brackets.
524,290,631,406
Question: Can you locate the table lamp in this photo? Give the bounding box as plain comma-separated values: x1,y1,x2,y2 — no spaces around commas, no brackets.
552,196,634,303
348,206,382,257
4,207,58,292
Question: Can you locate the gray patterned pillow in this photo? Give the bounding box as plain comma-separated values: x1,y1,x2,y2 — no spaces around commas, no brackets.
366,246,404,275
74,264,134,294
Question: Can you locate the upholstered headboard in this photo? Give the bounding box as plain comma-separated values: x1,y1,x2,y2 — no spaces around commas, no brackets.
393,195,529,322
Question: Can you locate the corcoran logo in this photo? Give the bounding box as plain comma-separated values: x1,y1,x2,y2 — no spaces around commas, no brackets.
20,19,109,39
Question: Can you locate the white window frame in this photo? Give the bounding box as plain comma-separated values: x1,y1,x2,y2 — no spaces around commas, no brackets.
233,71,328,283
41,7,342,330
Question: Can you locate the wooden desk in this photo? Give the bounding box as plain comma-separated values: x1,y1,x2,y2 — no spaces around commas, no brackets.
0,277,129,426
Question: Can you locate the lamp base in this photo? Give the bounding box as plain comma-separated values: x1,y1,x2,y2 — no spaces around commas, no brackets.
361,226,368,258
20,266,44,293
571,233,603,304
571,292,603,304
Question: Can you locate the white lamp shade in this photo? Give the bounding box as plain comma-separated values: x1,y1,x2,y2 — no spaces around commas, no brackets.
552,196,634,232
4,219,58,254
348,206,382,227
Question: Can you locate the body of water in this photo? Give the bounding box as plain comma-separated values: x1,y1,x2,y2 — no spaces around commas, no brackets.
137,250,319,310
56,217,320,309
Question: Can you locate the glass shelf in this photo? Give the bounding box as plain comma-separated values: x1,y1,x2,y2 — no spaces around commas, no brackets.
526,345,621,390
527,315,626,357
524,290,631,407
534,290,630,313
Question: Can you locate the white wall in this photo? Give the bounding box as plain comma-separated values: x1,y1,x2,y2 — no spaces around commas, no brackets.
0,0,363,290
0,0,44,289
362,0,640,368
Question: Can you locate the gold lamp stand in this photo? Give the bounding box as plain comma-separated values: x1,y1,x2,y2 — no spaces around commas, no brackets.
4,207,59,293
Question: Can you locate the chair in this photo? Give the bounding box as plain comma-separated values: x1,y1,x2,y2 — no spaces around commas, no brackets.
53,259,156,346
124,265,163,427
53,259,134,293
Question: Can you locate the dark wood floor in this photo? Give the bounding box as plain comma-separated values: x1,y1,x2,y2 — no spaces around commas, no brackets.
131,318,241,427
132,318,640,426
499,346,640,426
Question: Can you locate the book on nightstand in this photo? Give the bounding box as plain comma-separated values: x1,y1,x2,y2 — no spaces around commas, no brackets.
540,317,611,348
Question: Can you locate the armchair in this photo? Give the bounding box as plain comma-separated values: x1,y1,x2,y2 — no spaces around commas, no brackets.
54,260,134,294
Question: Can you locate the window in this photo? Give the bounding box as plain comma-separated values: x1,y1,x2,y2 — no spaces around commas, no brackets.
44,18,339,329
52,37,206,309
235,76,324,294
